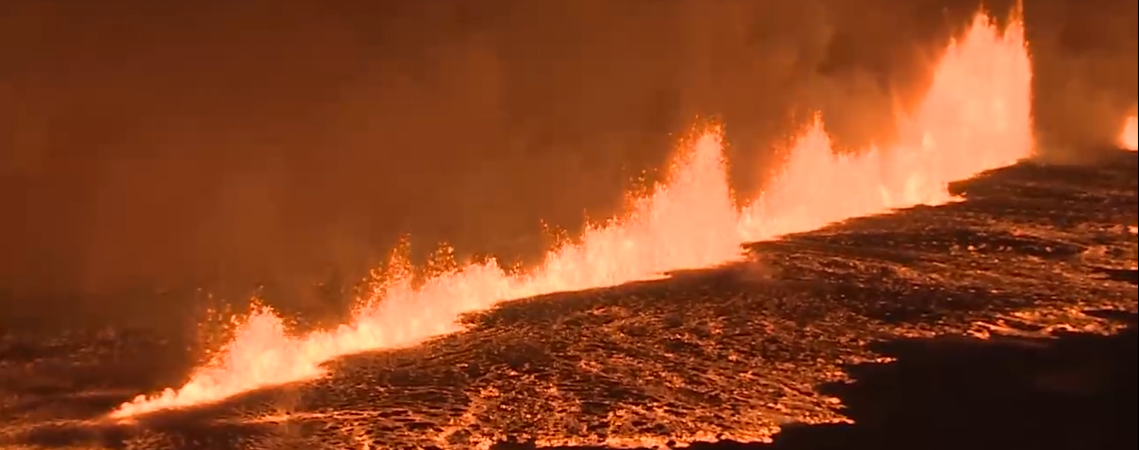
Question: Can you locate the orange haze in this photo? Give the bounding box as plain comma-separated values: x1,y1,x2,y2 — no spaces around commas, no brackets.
111,11,1034,418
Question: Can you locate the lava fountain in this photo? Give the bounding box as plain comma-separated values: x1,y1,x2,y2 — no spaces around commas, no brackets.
110,12,1033,418
1123,114,1138,151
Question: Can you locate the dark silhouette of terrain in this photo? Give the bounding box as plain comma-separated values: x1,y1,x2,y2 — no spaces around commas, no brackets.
495,311,1138,450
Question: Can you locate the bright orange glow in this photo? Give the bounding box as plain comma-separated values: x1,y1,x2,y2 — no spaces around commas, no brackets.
110,12,1033,419
1122,114,1138,151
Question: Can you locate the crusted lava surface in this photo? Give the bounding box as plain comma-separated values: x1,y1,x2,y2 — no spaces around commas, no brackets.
1,150,1136,450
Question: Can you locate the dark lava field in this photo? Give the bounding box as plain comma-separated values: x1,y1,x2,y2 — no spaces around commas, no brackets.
2,150,1136,450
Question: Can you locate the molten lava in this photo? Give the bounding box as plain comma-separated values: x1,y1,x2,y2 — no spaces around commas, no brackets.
1123,114,1138,151
110,12,1034,418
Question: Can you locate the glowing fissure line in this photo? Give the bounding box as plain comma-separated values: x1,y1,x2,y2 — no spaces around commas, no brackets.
111,13,1033,418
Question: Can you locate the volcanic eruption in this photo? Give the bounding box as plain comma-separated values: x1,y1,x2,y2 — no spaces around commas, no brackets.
110,10,1035,419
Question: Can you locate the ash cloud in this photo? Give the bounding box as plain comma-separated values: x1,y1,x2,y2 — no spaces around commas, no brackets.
1025,0,1138,162
0,0,1134,325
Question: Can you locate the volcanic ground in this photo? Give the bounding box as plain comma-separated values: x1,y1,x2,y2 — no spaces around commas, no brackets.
2,150,1137,450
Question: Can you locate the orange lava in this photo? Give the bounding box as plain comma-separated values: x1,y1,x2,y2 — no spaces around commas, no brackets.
1123,115,1138,151
110,12,1033,419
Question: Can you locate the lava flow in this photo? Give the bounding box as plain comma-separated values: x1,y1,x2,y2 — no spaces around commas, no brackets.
110,11,1033,418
